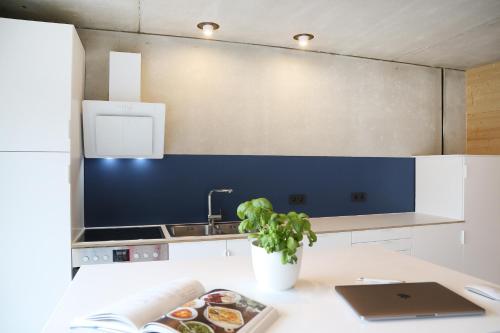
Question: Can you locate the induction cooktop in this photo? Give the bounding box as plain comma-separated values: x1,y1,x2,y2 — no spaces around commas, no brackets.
78,226,165,242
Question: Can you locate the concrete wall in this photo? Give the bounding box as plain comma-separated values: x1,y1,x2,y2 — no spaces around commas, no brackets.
79,29,444,157
466,61,500,154
444,69,466,154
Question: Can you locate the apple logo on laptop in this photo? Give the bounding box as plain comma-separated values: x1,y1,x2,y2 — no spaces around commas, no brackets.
397,293,411,300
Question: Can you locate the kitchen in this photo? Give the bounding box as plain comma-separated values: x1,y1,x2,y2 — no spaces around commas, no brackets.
1,1,500,332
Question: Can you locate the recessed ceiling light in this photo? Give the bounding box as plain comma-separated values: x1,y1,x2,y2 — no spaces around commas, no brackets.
197,22,220,37
293,33,314,47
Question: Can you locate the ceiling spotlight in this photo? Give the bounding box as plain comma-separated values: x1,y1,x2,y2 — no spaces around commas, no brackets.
293,33,314,47
197,22,220,37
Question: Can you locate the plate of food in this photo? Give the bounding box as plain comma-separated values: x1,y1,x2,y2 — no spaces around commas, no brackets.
202,291,241,305
182,299,206,309
204,306,244,329
177,321,214,333
166,307,198,321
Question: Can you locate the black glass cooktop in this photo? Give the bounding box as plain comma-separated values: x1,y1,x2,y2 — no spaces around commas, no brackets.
79,226,165,242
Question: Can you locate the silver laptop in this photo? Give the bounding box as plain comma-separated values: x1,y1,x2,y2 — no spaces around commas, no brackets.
335,282,485,320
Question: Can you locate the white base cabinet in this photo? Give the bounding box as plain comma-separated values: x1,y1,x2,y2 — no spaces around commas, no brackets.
168,223,465,273
169,240,227,260
169,239,253,260
412,223,464,272
169,234,352,261
306,232,351,252
351,227,413,257
0,153,71,333
226,238,253,257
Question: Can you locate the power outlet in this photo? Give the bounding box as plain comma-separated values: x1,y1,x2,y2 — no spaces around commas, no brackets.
351,192,367,202
289,194,306,205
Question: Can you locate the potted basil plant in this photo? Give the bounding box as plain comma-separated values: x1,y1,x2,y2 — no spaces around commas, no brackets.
237,198,317,290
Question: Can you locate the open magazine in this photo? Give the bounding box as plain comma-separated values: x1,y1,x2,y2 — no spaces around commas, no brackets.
70,279,278,333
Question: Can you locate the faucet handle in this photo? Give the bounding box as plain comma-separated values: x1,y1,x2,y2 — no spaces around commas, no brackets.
208,214,222,220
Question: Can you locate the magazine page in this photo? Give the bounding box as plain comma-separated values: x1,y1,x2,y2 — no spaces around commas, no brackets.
143,289,278,333
71,279,205,333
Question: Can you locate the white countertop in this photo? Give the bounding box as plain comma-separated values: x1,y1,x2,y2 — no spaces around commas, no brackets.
73,212,464,248
45,246,500,332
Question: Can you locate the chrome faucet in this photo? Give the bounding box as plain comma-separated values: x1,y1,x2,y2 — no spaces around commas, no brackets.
208,188,233,233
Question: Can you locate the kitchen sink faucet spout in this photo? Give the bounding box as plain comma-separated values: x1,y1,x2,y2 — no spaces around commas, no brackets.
208,188,233,234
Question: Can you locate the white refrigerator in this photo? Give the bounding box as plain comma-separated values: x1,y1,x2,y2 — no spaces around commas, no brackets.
0,18,85,333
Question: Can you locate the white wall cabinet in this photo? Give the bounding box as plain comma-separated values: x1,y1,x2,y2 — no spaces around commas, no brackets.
0,18,85,333
0,19,79,152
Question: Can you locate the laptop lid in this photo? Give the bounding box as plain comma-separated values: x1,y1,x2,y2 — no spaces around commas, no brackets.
335,282,485,321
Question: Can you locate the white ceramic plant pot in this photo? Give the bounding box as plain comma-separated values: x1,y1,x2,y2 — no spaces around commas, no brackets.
251,241,303,291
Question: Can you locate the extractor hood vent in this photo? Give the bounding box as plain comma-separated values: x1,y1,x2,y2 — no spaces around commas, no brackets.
83,52,165,159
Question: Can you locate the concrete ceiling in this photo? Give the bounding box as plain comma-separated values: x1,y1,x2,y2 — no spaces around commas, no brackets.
1,0,500,69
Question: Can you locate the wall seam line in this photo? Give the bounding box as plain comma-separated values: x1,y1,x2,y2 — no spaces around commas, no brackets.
76,27,465,71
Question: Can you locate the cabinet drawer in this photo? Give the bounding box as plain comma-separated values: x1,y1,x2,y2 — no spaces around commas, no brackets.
226,239,252,257
352,238,412,252
398,249,412,256
307,232,351,252
352,227,412,243
168,240,227,261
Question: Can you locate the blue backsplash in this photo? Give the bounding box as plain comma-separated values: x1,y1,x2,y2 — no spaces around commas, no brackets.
84,155,415,227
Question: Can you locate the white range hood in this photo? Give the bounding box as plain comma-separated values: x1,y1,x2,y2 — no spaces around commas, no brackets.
83,52,165,159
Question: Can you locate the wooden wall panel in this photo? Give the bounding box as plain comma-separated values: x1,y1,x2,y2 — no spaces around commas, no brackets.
466,61,500,154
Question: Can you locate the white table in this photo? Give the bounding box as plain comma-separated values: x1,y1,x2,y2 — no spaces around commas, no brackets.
45,247,500,332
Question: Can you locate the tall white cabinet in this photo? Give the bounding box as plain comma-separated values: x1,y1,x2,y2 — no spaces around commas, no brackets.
0,18,85,333
416,155,500,284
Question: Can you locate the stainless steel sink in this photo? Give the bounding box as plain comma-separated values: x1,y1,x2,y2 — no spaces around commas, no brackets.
167,224,210,237
217,222,240,235
166,222,241,237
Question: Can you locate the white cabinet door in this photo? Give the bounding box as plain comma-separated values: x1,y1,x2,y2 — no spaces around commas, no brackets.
226,238,252,257
306,232,351,252
0,18,75,151
412,223,464,272
0,152,71,333
169,240,227,261
415,156,465,219
352,227,412,254
463,156,500,284
352,238,412,253
351,227,412,243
